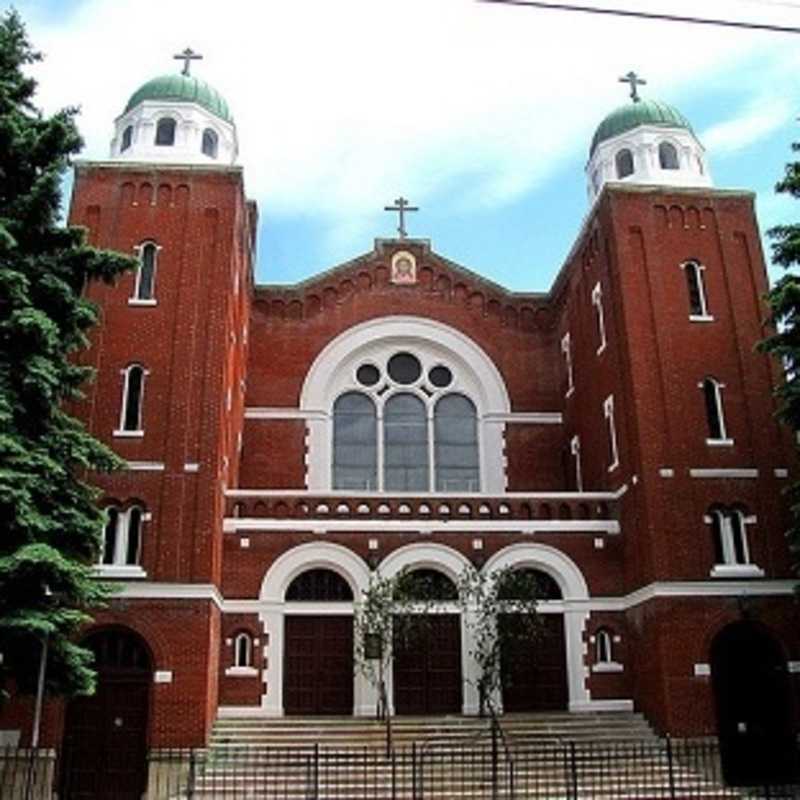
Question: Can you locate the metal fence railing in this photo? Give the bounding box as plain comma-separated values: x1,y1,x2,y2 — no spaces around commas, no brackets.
2,738,799,799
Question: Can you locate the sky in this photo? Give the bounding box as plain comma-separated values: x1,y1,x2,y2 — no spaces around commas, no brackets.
10,0,800,291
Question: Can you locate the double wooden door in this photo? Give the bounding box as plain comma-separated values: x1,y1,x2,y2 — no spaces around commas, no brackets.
393,614,463,715
284,615,354,715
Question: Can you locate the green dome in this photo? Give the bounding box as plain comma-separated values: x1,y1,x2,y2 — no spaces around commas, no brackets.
590,99,692,156
124,74,232,123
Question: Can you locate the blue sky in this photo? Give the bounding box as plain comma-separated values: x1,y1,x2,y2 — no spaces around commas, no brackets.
10,0,800,291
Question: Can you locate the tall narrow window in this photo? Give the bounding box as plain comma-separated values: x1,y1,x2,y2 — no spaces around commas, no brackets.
384,393,429,491
134,242,157,301
155,117,176,146
434,394,479,491
121,125,133,152
126,506,143,565
120,364,145,433
332,393,377,490
682,260,709,318
570,435,583,491
603,395,619,471
615,149,634,179
596,629,613,664
234,632,253,668
561,333,574,396
708,506,753,568
102,507,119,565
701,377,728,442
659,142,679,170
100,505,144,567
202,128,219,159
591,282,607,354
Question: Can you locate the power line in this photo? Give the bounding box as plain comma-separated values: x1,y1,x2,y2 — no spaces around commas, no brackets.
477,0,800,34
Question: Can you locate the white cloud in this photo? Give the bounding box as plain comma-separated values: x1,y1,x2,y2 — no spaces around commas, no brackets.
16,0,800,259
702,96,795,155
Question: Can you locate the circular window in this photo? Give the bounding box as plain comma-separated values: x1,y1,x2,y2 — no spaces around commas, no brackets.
356,364,380,387
429,366,452,388
387,353,421,385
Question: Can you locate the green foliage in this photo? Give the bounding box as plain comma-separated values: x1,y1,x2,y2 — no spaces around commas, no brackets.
0,10,135,698
458,566,540,716
759,137,800,583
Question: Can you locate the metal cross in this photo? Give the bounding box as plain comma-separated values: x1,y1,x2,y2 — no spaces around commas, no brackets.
619,71,647,103
384,197,419,239
174,47,203,76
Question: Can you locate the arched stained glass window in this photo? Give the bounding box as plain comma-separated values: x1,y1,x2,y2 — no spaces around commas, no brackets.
384,393,429,491
434,394,479,491
659,141,679,170
286,568,354,601
333,392,377,490
615,149,634,179
396,568,458,601
497,568,563,601
155,117,176,146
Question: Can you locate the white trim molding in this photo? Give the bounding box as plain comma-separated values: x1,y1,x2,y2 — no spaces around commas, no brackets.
689,468,758,479
125,461,166,471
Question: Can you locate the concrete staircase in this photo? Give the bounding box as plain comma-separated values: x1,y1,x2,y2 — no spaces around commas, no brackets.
174,713,737,798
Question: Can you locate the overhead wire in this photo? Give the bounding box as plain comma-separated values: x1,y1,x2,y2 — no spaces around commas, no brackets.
477,0,800,34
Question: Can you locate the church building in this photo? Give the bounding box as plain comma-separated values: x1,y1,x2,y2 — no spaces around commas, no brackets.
4,56,800,794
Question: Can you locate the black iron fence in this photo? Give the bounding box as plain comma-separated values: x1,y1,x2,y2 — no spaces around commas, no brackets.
3,739,800,799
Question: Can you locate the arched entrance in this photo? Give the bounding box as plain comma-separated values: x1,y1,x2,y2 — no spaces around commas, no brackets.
711,621,797,786
393,568,463,715
500,569,568,712
283,568,355,715
61,628,152,800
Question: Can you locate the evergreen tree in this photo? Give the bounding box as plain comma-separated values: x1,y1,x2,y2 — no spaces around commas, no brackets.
0,10,134,698
759,137,800,581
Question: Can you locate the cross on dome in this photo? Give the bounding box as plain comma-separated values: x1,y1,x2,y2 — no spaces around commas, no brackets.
174,47,203,76
384,197,419,239
619,70,647,103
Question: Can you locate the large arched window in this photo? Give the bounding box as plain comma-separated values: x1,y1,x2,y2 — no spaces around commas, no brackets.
119,364,145,433
286,568,354,601
333,393,377,490
434,395,479,491
155,117,176,146
384,393,429,491
101,504,144,566
615,149,634,179
659,141,679,170
133,242,157,301
201,128,219,159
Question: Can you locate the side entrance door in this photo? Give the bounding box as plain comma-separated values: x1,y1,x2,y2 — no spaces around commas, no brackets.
394,614,463,715
284,615,354,715
61,629,151,800
501,613,568,712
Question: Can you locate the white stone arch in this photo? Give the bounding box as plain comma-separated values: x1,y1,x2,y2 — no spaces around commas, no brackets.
300,316,511,493
483,543,591,711
377,542,473,586
257,542,372,717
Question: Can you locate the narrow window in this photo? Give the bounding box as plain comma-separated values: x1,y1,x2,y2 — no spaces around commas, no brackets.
434,394,479,491
120,364,145,432
710,509,726,564
729,509,750,564
126,506,143,565
604,395,619,471
659,142,679,170
384,393,429,491
234,633,252,667
102,507,119,565
121,125,133,152
596,629,613,664
561,333,574,396
332,393,377,490
100,505,143,566
155,117,176,146
570,435,583,491
202,128,219,159
701,377,727,441
134,242,157,301
591,282,607,354
615,149,634,179
709,507,751,566
682,260,708,318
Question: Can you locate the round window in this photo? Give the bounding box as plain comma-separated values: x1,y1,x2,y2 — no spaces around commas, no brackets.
429,366,452,388
356,364,380,387
387,353,421,385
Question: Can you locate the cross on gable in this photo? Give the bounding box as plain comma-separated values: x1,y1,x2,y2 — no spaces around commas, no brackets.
174,47,203,77
619,71,647,103
384,197,419,239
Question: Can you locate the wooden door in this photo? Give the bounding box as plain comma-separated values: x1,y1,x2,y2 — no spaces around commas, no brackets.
501,614,567,712
284,615,354,715
61,630,151,800
394,615,462,715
